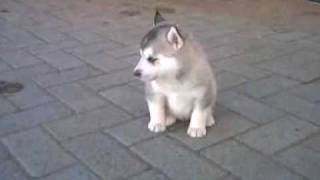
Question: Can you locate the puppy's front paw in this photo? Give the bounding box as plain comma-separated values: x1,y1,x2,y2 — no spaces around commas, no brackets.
148,121,166,133
187,127,206,138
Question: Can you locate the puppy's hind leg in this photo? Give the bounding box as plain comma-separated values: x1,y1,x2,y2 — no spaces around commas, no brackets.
206,114,215,127
187,103,210,138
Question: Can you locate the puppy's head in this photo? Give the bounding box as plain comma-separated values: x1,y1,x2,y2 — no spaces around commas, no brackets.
133,11,185,81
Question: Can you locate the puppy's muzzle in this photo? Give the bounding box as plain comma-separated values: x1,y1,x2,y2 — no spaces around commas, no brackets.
133,69,142,78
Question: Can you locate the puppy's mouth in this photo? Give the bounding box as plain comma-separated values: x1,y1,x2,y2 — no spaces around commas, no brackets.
133,69,157,82
139,75,157,82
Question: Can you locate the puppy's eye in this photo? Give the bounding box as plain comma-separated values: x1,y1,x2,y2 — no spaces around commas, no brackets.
147,57,157,64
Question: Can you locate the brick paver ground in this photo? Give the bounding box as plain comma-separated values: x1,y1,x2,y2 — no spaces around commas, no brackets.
0,0,320,180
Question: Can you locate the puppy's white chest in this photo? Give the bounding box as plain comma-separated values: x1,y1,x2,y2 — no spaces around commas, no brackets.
167,92,193,119
151,81,194,118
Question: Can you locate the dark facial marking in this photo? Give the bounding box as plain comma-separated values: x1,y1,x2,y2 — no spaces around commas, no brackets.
147,56,157,64
140,24,172,50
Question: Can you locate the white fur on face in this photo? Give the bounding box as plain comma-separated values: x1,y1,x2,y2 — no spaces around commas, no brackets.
157,54,179,77
134,48,157,81
134,47,179,81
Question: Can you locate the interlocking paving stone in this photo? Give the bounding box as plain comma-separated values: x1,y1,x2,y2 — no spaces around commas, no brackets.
27,40,82,55
2,14,38,29
207,45,244,61
227,42,301,64
49,83,107,113
28,28,70,43
106,118,158,146
297,38,320,52
82,68,136,91
197,28,238,43
0,97,16,116
289,81,320,103
276,145,320,180
131,136,226,180
214,59,271,80
129,170,169,180
216,71,247,92
169,112,255,150
39,164,100,180
201,32,243,48
0,142,10,162
206,36,260,53
0,50,41,68
103,31,141,46
80,52,131,73
128,80,145,93
46,105,131,141
28,11,68,29
264,92,320,125
0,60,11,72
120,54,140,66
100,85,148,117
0,34,9,43
66,30,104,44
106,45,139,58
66,41,123,58
0,160,30,180
303,135,320,153
2,128,76,177
234,25,276,38
236,38,281,51
33,65,102,88
218,91,284,124
268,31,310,42
214,104,234,117
235,75,299,98
0,24,42,48
6,81,54,109
37,50,84,70
201,140,304,180
215,175,239,180
95,22,139,36
237,116,318,154
211,64,225,75
1,1,320,180
0,63,56,82
311,35,320,43
62,132,148,180
256,49,320,82
0,101,72,136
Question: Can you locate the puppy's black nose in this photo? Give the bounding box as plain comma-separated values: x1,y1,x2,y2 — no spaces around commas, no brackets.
133,70,142,77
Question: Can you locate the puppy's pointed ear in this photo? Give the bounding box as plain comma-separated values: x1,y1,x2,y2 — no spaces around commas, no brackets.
167,26,184,50
153,10,165,26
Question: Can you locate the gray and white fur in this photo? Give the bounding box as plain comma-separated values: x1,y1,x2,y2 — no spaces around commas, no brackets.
133,11,217,138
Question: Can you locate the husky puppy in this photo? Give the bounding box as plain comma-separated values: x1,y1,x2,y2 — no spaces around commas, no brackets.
133,11,217,138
